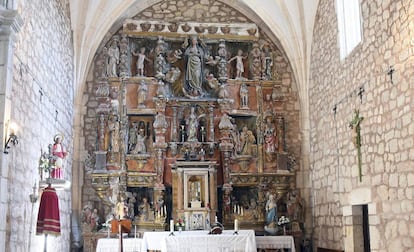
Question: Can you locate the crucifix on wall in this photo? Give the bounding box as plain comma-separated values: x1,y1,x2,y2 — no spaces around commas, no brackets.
349,109,364,182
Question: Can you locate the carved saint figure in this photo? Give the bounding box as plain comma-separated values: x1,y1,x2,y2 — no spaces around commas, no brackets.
240,83,249,108
184,36,206,97
138,197,151,221
265,193,278,225
132,47,151,76
131,128,146,154
128,122,138,153
264,116,277,156
137,80,148,108
116,196,128,220
108,115,120,153
261,45,273,80
240,126,256,155
231,118,241,155
229,49,247,79
107,40,120,77
51,134,67,179
186,107,199,142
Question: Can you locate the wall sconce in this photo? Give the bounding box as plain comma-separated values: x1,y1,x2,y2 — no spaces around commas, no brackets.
29,183,38,203
3,120,19,154
4,132,18,154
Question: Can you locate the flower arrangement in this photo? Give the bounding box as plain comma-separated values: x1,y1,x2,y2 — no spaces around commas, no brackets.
277,216,290,226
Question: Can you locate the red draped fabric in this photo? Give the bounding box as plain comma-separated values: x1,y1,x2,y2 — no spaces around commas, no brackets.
36,186,61,236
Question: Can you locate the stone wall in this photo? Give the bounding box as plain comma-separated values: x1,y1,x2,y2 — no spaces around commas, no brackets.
3,0,74,251
309,0,414,251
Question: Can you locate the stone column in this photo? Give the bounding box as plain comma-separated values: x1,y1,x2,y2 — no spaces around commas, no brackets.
208,166,217,219
171,106,178,142
0,7,22,249
208,105,214,142
177,169,183,211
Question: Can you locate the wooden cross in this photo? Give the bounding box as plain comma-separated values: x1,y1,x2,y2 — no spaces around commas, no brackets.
349,110,364,181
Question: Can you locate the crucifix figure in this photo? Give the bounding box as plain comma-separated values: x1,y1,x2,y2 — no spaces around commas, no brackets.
387,65,395,85
349,109,364,182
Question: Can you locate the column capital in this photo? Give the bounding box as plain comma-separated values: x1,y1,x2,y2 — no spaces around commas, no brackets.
0,8,23,37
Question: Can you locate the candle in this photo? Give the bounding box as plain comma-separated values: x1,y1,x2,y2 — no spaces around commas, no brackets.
215,216,218,223
241,208,244,216
234,219,238,231
134,225,137,238
170,219,174,232
233,205,236,213
107,226,110,238
164,206,167,216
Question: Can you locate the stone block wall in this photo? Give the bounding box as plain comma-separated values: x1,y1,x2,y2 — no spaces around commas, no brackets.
309,0,414,251
2,0,74,251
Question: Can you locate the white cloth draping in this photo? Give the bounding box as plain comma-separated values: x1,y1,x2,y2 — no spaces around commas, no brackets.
255,236,296,252
141,230,256,252
96,238,142,252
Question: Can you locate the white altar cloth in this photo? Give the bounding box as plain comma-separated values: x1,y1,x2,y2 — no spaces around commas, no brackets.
141,230,256,252
255,236,296,252
96,238,142,252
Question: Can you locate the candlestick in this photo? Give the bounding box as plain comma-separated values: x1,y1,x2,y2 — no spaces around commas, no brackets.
170,219,174,233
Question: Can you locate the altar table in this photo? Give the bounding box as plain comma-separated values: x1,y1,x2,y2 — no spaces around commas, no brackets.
255,236,296,252
96,237,142,252
141,230,256,252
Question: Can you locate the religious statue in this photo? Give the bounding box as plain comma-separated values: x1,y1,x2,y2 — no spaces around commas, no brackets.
110,88,119,115
131,128,146,154
116,196,128,220
90,208,100,231
261,45,273,80
264,116,277,158
183,36,207,97
51,133,67,179
240,126,256,156
132,47,152,76
128,122,138,153
138,197,151,221
108,115,120,153
240,83,249,109
230,118,241,155
137,80,148,108
265,193,278,225
186,107,199,142
229,49,247,79
106,39,120,77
